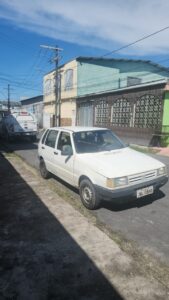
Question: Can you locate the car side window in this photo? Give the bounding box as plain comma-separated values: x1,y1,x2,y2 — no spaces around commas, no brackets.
45,130,58,148
57,132,72,151
41,130,49,144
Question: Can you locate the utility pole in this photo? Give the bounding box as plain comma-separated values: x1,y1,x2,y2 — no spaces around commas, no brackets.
7,84,10,113
40,45,63,127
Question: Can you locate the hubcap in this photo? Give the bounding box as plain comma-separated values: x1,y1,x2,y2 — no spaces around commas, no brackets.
82,186,93,204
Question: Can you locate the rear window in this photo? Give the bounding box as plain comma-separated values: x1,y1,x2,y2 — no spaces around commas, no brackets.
16,115,34,121
13,111,34,121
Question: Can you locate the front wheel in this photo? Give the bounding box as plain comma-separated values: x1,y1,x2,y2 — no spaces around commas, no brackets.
39,159,50,179
79,179,100,210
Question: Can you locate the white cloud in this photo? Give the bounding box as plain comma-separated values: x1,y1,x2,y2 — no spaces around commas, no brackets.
0,0,169,55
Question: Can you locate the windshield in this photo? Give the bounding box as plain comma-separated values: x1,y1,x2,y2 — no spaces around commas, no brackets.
73,130,126,154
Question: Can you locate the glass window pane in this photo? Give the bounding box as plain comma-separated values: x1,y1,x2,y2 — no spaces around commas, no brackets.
45,130,58,148
42,129,49,144
57,132,72,151
65,69,73,90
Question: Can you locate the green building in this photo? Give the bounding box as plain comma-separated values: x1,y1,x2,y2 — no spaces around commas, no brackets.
75,57,169,146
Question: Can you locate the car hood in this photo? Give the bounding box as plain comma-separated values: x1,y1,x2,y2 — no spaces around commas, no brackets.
78,147,165,178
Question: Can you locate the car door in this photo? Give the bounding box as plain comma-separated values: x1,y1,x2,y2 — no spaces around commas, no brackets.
41,129,59,174
54,131,75,185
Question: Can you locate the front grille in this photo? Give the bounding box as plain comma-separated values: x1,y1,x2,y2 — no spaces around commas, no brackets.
128,170,156,185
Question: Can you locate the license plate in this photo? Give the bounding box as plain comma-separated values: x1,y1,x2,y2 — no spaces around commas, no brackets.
136,186,154,198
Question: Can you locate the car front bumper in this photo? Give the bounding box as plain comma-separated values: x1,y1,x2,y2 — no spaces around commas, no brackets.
95,175,168,201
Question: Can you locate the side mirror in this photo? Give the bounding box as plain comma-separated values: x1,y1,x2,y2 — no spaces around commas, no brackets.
61,145,73,156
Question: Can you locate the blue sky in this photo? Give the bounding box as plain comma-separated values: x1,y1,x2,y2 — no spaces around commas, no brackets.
0,0,169,101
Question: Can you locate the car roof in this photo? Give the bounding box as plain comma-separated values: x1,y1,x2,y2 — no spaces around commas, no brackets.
48,126,108,133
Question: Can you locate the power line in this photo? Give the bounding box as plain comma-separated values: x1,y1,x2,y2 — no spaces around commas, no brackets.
19,48,53,94
1,24,169,100
43,54,169,88
43,55,169,95
21,49,43,86
1,54,168,96
0,90,6,99
102,25,169,57
44,72,168,97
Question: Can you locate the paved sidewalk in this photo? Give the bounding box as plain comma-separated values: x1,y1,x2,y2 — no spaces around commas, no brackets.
156,147,169,157
0,152,169,300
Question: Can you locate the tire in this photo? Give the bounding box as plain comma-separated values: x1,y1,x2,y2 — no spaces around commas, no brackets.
153,188,160,199
79,179,100,210
39,159,50,179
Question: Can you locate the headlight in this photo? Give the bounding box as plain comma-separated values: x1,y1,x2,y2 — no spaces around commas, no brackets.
157,167,167,176
106,176,128,188
115,177,128,187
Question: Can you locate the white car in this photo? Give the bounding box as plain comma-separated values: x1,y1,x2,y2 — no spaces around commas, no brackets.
38,127,168,209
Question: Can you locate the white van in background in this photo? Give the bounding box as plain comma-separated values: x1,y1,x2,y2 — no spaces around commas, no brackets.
1,110,38,142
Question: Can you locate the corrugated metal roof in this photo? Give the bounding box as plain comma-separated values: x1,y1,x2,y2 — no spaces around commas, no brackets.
20,95,43,105
44,56,169,76
76,56,169,72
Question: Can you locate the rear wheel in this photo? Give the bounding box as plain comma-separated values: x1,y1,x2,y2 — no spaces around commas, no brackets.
79,179,100,210
39,159,50,179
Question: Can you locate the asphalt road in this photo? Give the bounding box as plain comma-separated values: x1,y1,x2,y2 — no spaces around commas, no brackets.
3,138,169,265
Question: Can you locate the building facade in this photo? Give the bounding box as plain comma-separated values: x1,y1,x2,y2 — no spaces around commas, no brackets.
0,100,21,111
43,59,77,127
76,57,169,146
43,57,169,145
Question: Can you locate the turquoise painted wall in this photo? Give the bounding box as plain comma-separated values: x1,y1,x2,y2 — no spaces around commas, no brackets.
161,91,169,146
77,59,169,97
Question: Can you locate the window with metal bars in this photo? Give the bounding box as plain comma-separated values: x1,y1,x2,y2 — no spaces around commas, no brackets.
134,95,162,129
111,98,132,127
95,101,109,125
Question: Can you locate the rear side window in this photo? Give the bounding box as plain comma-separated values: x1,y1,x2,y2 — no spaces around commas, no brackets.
41,130,49,144
45,130,58,148
14,111,34,121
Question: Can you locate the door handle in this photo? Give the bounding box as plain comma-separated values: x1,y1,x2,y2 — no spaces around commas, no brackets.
41,146,45,149
54,151,58,155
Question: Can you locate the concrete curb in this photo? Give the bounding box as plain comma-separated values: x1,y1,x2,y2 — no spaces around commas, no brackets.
130,144,169,157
